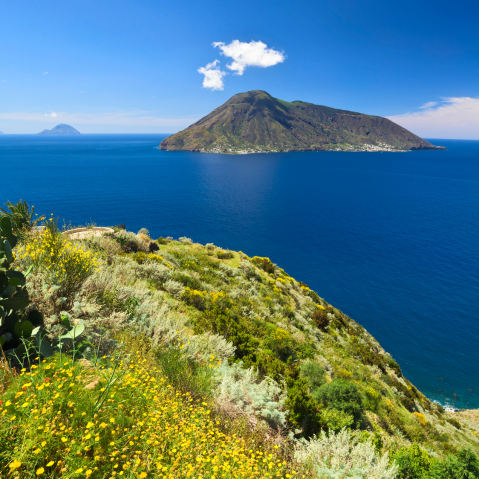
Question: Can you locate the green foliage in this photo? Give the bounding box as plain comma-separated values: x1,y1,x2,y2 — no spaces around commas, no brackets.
154,344,214,400
429,448,479,479
284,367,322,438
393,444,435,479
172,271,202,290
0,199,45,236
0,216,33,349
97,289,141,315
320,407,354,432
313,379,364,428
16,223,100,310
217,251,234,259
446,417,462,430
251,256,275,274
300,361,327,391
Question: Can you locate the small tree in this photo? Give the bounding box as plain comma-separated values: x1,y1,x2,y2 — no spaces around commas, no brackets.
313,379,364,428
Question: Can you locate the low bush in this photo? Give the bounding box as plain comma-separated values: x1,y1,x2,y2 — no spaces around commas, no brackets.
312,307,329,330
313,379,364,428
294,428,397,479
163,279,185,297
16,223,100,310
393,444,435,479
123,240,139,253
171,271,202,290
429,448,479,479
217,250,234,259
148,241,159,252
446,416,462,429
214,361,287,428
252,256,275,274
300,361,327,392
178,236,193,245
115,231,146,253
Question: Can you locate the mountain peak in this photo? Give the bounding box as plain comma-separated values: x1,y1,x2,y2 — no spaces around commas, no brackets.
160,91,445,154
38,124,81,135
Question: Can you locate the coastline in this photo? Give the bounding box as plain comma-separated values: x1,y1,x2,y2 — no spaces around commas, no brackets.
159,142,446,154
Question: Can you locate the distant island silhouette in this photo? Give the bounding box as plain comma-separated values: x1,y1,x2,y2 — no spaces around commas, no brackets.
38,124,80,135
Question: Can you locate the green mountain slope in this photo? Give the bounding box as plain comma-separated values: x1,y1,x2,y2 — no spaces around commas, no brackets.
160,90,445,153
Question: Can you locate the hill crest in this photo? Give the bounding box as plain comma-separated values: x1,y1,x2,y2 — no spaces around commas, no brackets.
160,90,445,153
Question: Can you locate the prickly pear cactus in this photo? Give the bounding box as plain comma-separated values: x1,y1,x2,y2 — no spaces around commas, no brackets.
0,216,32,349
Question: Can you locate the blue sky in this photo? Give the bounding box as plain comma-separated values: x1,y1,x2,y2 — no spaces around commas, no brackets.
1,0,478,137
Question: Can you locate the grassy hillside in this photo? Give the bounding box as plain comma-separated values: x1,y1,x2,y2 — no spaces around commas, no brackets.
1,210,478,478
159,91,445,153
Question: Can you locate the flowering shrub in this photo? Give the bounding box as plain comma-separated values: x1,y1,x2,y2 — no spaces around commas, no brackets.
413,412,426,426
17,227,100,308
0,351,295,478
132,252,164,265
182,287,207,309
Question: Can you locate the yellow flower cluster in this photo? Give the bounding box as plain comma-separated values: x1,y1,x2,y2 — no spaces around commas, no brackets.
0,353,295,478
413,412,427,426
17,228,100,283
133,252,164,265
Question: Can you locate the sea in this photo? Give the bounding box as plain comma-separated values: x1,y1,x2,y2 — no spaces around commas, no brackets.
1,134,478,409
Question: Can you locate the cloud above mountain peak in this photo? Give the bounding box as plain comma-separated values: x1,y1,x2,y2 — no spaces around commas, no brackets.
198,40,285,90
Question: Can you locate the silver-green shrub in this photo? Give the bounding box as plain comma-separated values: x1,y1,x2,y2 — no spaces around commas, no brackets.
219,263,236,277
164,279,185,297
294,428,397,479
134,262,171,283
214,361,287,428
179,236,193,244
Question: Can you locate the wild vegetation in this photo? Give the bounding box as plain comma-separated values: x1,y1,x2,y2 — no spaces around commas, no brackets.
0,200,477,478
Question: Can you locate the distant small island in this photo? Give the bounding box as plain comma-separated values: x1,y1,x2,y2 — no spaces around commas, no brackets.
38,124,80,135
0,131,4,135
160,90,445,154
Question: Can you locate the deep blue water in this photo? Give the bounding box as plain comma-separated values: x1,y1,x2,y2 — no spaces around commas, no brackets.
2,134,478,409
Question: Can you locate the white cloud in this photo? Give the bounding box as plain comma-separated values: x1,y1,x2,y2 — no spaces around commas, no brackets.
419,101,438,109
213,40,285,75
198,60,227,91
45,112,58,117
42,72,48,75
388,97,479,140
